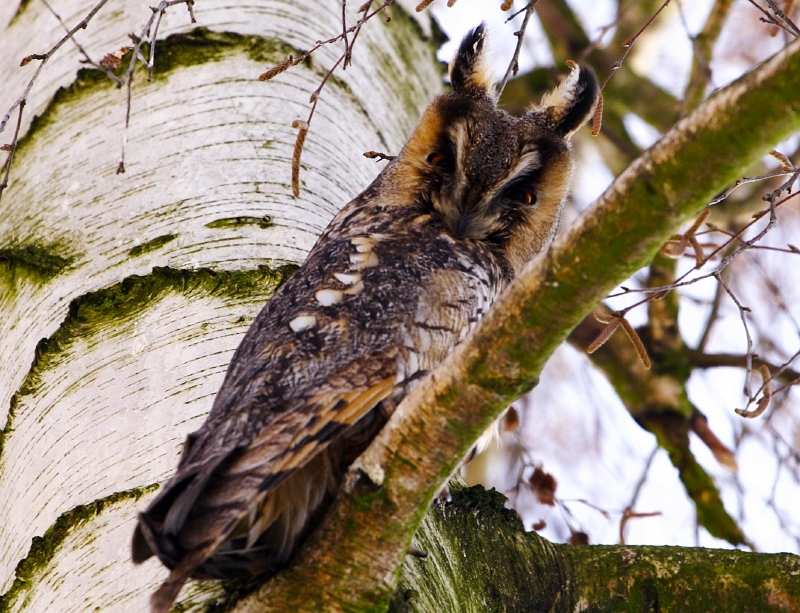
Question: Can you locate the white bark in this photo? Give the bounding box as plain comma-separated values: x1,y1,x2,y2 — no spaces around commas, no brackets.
0,1,441,611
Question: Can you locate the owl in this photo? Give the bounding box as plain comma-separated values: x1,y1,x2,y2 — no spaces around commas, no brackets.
132,24,598,613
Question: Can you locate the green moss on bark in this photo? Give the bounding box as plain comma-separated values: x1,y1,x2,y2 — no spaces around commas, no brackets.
205,216,273,230
0,485,159,613
14,28,302,157
0,264,297,465
397,483,799,613
128,233,178,256
0,244,75,287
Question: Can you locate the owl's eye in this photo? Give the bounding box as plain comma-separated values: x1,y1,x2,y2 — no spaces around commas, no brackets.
427,152,454,172
503,186,537,206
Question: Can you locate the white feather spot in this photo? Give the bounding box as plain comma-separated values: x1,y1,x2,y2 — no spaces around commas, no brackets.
406,351,419,377
315,289,343,306
394,358,406,384
351,236,376,252
333,272,361,285
343,279,364,295
350,251,378,269
289,314,317,332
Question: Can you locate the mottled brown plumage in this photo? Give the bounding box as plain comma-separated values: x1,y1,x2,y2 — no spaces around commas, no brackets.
133,24,598,613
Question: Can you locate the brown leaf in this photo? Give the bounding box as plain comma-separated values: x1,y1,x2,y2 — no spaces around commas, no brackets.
587,317,621,354
291,123,308,197
100,53,122,69
685,208,710,238
529,467,557,506
259,59,292,82
568,531,589,545
690,411,737,471
688,235,705,269
503,406,519,432
591,93,603,136
660,234,688,258
20,53,45,66
620,318,651,369
769,149,793,171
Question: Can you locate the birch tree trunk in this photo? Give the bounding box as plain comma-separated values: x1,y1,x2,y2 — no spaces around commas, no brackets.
0,2,441,611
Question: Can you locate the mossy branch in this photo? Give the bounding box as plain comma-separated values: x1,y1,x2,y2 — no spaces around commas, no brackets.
233,37,800,612
399,483,800,613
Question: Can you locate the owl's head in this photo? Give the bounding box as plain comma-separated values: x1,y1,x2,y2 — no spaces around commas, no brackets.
387,24,599,275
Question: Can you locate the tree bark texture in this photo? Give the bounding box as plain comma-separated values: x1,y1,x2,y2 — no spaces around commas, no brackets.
0,1,440,611
398,483,800,613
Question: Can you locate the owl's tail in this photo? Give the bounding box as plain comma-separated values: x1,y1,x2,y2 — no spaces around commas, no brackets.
132,441,343,613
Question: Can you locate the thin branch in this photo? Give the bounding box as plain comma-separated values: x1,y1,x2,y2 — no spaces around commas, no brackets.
607,172,800,302
1,0,197,194
259,0,397,195
708,169,797,205
0,100,25,198
600,0,672,91
746,0,798,36
117,71,134,174
619,446,660,545
40,0,123,85
1,0,111,139
716,274,755,396
764,0,800,36
496,1,540,99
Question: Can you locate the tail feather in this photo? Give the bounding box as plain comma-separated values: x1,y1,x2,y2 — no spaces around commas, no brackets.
150,546,216,613
163,453,234,537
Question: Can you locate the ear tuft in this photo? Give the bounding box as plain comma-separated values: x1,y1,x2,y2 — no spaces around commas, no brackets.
449,24,494,96
538,61,599,137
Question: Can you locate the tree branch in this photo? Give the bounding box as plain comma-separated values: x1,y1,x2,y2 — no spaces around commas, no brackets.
398,483,799,612
233,35,800,613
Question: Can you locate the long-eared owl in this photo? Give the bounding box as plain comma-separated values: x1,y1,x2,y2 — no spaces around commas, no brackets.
133,24,599,613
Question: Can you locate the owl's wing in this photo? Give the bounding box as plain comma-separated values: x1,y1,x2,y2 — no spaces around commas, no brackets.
135,223,500,613
135,357,396,613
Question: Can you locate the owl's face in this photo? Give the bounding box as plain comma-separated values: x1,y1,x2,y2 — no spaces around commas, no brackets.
386,25,598,275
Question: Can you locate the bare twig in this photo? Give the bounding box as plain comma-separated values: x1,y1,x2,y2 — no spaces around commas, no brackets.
746,0,799,36
716,273,755,396
117,71,134,174
1,0,112,141
619,446,660,545
258,0,399,195
764,0,800,36
0,0,114,198
600,0,672,91
1,0,197,195
496,1,540,99
0,100,25,198
708,169,798,205
608,171,800,302
40,0,123,85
